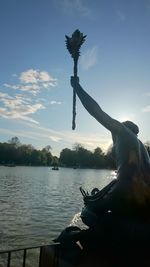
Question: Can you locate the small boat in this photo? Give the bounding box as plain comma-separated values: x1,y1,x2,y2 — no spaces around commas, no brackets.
52,166,59,170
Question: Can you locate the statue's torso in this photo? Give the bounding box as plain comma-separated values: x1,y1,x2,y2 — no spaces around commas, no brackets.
112,127,150,178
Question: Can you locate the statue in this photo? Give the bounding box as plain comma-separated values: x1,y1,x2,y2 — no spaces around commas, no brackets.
70,76,150,224
40,30,150,267
65,30,150,224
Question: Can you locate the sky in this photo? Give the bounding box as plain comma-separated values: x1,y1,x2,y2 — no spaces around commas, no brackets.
0,0,150,156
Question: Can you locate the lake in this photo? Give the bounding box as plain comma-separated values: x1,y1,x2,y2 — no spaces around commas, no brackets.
0,166,115,252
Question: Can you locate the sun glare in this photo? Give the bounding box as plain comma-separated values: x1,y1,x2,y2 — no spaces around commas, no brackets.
118,115,133,123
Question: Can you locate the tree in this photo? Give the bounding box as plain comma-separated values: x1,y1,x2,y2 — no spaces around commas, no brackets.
73,143,93,168
0,138,53,166
30,150,42,166
8,136,21,148
60,148,75,167
41,147,52,166
44,145,52,153
105,145,116,169
51,156,59,167
93,147,105,168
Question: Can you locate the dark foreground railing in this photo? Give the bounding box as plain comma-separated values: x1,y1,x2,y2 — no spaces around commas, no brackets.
0,244,48,267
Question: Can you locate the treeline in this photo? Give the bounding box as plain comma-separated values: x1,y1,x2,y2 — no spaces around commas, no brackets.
60,142,150,169
0,137,55,166
60,144,116,169
0,137,150,169
59,142,150,169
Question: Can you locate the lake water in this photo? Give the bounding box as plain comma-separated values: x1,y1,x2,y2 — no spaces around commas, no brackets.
0,166,115,252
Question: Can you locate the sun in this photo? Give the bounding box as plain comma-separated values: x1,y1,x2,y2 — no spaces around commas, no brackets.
117,115,133,123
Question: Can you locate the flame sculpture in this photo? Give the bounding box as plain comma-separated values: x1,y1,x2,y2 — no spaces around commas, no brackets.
65,29,86,130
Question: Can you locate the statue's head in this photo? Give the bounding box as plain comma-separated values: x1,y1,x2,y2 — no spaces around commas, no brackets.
122,121,139,135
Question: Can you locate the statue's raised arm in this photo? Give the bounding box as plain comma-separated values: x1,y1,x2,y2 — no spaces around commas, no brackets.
70,76,122,134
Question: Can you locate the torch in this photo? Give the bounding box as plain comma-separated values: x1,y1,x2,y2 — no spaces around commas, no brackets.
65,29,86,130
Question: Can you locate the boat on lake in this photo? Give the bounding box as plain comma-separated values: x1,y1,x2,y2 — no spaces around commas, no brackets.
52,166,59,170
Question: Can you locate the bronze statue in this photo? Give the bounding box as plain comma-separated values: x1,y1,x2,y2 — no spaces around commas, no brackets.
47,30,150,267
49,77,150,266
70,76,150,221
64,30,150,223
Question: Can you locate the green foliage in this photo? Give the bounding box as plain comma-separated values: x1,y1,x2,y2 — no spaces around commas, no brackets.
0,138,150,169
92,147,105,168
0,137,53,166
59,148,75,167
51,156,59,167
60,143,117,169
8,136,21,148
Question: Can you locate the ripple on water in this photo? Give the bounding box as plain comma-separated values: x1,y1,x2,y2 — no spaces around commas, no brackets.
0,166,113,251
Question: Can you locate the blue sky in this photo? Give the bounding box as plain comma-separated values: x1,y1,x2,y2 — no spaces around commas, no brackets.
0,0,150,156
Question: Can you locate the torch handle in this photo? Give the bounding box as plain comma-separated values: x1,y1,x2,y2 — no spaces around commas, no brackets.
72,60,78,130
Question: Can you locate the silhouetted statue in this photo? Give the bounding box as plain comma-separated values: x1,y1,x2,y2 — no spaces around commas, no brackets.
41,30,150,266
70,76,150,222
48,77,150,267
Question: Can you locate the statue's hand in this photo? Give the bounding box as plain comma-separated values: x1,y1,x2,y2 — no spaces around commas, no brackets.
70,76,79,88
53,226,81,244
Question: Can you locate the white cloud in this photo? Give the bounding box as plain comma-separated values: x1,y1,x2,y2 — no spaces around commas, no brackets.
0,128,40,141
39,71,53,82
1,69,60,124
142,105,150,113
4,83,20,90
80,46,98,70
0,92,45,124
20,69,39,84
48,135,62,142
4,83,41,95
50,101,62,105
3,69,57,95
0,92,13,99
19,69,57,85
60,0,93,19
26,123,111,152
20,84,40,95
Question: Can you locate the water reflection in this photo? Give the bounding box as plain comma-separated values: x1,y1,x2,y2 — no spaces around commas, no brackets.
0,166,113,251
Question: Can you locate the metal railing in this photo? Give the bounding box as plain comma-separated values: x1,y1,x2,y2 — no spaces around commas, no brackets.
0,244,47,267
